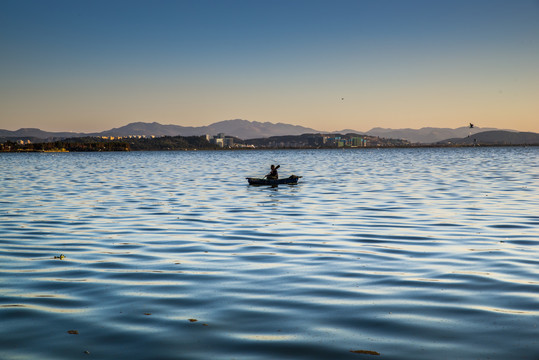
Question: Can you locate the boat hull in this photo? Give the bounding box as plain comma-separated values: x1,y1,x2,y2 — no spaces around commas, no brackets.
246,175,301,186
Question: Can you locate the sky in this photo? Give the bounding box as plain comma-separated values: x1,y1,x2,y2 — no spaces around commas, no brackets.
1,0,538,133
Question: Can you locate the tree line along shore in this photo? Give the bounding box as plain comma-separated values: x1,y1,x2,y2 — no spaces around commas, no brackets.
1,133,536,152
0,133,405,152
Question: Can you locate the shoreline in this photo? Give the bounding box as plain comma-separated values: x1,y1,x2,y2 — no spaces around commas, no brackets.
1,143,538,153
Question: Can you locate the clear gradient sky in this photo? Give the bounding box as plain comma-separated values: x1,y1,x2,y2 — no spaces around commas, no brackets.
1,0,538,133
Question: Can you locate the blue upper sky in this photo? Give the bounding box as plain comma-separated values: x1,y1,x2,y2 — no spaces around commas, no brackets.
1,0,538,132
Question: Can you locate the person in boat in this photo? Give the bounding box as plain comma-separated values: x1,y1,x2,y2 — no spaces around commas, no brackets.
266,164,280,180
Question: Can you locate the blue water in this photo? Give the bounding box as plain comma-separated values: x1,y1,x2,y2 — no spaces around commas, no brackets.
1,148,538,359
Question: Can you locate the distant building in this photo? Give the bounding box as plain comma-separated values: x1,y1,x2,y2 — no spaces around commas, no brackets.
208,133,234,148
214,138,224,147
224,137,234,147
351,137,367,147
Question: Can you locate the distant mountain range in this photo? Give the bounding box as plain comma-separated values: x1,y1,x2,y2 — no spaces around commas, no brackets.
1,120,537,145
0,119,319,141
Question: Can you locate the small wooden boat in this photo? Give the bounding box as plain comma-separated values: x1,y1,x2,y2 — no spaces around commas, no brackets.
246,175,302,186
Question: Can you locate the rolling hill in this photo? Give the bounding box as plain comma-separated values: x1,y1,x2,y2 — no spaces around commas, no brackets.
365,126,502,144
437,131,539,145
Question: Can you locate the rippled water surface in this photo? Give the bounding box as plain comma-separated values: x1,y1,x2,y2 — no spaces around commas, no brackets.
1,148,538,359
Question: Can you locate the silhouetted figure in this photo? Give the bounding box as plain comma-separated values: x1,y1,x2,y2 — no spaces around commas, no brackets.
266,164,280,180
469,123,474,128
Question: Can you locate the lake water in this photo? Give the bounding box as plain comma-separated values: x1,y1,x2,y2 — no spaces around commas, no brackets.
1,147,538,360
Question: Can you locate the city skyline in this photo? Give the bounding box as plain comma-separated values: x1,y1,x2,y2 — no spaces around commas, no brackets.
1,0,538,133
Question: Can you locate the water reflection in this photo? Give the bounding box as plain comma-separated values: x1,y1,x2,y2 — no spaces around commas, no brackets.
0,148,538,360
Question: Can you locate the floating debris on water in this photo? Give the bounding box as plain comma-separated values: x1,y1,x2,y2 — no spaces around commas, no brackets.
350,349,380,355
188,319,198,322
67,330,79,335
144,313,151,316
